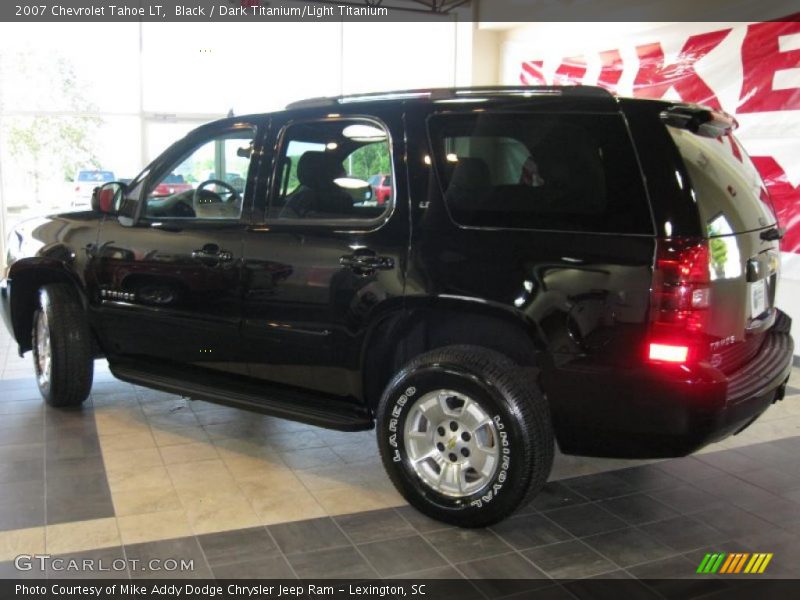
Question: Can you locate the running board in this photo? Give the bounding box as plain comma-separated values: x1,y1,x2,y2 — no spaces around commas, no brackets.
109,360,373,432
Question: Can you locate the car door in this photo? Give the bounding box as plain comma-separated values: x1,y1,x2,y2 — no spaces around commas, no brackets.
241,111,408,399
92,120,263,376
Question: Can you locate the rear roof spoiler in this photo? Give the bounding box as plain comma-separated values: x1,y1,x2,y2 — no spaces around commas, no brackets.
660,104,738,138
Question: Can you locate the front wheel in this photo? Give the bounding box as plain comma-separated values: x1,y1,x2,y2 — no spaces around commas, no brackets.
376,345,553,527
32,284,94,407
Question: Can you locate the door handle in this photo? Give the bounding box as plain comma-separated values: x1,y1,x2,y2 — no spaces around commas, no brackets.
340,254,394,272
192,245,233,263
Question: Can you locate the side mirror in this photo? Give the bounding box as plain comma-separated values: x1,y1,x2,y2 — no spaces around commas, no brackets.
91,182,125,214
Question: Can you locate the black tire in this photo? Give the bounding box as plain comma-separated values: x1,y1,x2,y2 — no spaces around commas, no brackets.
376,345,553,527
31,283,93,407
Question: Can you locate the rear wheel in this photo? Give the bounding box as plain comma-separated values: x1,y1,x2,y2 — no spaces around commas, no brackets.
32,284,93,407
376,345,553,527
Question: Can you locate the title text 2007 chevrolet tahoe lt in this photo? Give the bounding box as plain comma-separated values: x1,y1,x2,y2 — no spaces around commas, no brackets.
1,87,793,526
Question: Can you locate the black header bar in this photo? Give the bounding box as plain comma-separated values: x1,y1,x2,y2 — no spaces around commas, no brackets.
1,0,797,23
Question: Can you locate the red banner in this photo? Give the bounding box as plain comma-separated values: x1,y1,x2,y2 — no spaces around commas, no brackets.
515,17,800,256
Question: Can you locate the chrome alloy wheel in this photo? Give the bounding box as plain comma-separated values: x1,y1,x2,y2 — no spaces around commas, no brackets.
34,310,52,387
403,389,501,497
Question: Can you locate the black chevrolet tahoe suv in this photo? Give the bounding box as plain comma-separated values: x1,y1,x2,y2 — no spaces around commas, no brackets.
1,87,793,526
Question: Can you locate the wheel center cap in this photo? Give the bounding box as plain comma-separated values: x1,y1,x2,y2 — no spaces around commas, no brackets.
446,437,457,450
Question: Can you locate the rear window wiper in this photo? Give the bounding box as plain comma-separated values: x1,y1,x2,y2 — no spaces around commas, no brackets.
660,104,738,138
760,227,784,241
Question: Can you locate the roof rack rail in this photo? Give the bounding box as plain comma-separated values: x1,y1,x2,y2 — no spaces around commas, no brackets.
285,85,613,110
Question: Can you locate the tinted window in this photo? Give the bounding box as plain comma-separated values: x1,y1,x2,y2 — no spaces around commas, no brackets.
270,119,392,223
668,126,776,235
428,113,652,234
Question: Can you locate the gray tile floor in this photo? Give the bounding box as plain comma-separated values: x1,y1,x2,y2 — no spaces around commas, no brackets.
3,436,800,587
1,323,800,588
0,379,113,531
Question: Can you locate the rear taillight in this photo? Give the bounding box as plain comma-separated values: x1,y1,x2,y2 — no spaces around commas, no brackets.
648,238,711,365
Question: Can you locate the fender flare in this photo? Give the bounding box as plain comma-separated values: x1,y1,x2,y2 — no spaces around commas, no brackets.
7,255,88,351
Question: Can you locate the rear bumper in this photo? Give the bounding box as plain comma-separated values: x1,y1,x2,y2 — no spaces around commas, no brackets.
550,311,794,458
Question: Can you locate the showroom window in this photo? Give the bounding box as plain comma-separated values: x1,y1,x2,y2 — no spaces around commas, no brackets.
427,113,653,234
270,118,393,224
143,128,255,220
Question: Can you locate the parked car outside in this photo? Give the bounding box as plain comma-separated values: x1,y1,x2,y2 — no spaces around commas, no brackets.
152,173,194,197
72,169,115,207
368,173,392,205
1,87,793,527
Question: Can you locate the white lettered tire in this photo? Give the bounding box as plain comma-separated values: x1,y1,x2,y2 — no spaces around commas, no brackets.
376,345,553,527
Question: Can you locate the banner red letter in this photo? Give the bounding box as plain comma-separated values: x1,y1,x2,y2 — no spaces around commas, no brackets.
634,29,732,109
739,18,800,113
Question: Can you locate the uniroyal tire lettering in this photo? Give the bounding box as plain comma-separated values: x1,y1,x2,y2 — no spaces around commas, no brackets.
470,414,511,508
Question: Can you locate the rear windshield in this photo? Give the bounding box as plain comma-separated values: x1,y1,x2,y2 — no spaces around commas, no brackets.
427,113,653,234
667,126,776,236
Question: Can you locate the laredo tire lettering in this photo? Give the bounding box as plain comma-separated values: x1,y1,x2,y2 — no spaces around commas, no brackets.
376,346,553,527
389,387,417,461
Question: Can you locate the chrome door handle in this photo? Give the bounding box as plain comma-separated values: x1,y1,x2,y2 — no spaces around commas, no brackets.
340,254,394,271
192,247,233,263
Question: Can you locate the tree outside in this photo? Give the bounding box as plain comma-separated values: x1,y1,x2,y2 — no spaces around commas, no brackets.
0,51,102,206
346,141,391,181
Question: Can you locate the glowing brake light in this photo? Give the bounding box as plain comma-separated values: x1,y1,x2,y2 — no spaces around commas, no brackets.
648,238,711,365
648,343,689,363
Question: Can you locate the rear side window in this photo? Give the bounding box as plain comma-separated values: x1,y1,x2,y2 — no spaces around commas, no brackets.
667,127,776,236
427,113,652,234
270,118,393,224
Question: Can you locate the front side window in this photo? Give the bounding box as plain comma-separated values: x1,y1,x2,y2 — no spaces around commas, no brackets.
144,127,255,220
427,113,652,234
270,118,393,223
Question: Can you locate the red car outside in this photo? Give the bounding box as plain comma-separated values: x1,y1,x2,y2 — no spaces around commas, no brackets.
368,174,392,205
152,173,194,197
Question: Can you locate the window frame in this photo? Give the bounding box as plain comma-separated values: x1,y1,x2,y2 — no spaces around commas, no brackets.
425,110,656,237
265,115,397,232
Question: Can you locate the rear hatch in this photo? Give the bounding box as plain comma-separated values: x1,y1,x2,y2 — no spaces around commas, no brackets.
665,109,780,374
